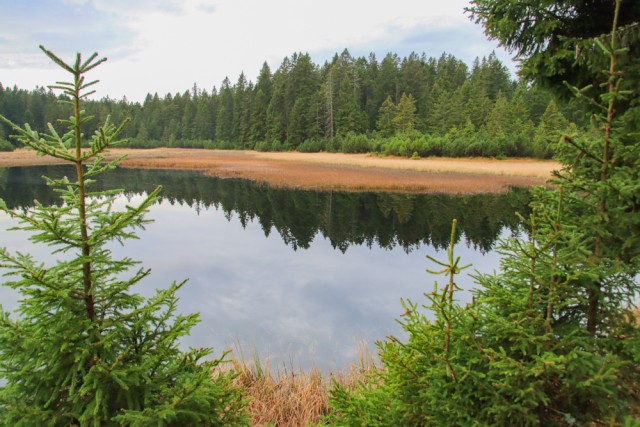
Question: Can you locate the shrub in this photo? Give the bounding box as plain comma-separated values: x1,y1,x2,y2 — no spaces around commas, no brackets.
297,137,327,153
382,134,412,156
0,139,14,152
339,132,373,153
254,139,271,152
270,138,284,152
216,139,237,150
0,46,248,425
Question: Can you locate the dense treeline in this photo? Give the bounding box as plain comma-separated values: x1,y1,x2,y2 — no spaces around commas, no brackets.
0,50,585,158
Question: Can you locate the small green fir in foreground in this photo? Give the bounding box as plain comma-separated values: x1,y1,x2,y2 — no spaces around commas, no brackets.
0,47,248,426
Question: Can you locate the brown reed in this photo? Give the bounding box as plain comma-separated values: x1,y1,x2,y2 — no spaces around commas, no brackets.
216,341,378,427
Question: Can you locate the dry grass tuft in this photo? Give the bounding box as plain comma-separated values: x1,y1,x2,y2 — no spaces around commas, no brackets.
217,342,378,426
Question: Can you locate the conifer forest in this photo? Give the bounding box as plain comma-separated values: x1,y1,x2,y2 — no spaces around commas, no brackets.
1,50,584,159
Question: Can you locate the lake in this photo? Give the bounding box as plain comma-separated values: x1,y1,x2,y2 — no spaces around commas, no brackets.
0,166,531,372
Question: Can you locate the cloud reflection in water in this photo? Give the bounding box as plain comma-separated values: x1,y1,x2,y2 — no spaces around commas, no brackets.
0,167,523,372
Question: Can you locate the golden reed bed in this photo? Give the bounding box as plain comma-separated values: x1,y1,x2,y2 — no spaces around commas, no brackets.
0,148,560,194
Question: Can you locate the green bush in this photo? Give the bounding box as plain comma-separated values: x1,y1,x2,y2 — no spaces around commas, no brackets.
270,138,284,152
339,132,374,153
254,139,271,152
203,139,217,149
323,135,341,153
216,139,237,150
378,132,444,158
441,128,469,157
297,137,326,153
0,139,14,152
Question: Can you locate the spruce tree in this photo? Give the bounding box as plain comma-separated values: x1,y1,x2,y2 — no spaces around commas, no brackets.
392,93,418,134
376,96,396,137
328,1,639,424
0,47,248,426
532,99,569,158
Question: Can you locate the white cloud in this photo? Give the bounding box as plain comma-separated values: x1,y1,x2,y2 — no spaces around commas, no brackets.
0,0,516,102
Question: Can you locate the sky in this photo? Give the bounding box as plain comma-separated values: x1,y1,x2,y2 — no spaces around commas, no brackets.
0,0,518,103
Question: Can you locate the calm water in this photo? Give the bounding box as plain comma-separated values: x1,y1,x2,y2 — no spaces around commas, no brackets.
0,166,530,371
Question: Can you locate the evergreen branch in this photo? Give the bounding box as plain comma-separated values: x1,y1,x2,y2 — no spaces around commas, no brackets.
563,82,609,112
46,122,72,151
81,57,108,74
84,155,127,178
425,254,449,268
39,45,74,73
80,90,97,99
48,83,77,99
80,52,99,70
111,117,131,141
0,115,75,162
79,79,100,91
560,135,603,164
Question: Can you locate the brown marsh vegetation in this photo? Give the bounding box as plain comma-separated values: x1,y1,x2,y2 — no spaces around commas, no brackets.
221,342,377,427
0,148,559,194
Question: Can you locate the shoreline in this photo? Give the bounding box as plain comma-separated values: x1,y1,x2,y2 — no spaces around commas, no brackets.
0,148,560,194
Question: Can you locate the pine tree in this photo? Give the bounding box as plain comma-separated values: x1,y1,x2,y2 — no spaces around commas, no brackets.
376,95,396,137
460,79,492,130
335,68,367,135
233,73,251,147
193,90,214,141
392,92,418,134
266,58,291,144
377,53,400,104
216,77,234,143
249,62,272,144
320,67,336,139
180,93,196,140
532,99,568,158
484,90,509,138
285,53,319,147
0,47,247,426
363,53,381,129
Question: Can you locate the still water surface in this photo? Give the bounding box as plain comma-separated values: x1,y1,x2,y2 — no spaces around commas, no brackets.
0,166,530,371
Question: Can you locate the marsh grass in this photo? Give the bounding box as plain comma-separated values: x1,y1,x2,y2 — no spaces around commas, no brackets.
218,342,378,426
0,148,555,194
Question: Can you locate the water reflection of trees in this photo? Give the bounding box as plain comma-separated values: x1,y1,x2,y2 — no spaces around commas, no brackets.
0,166,531,253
